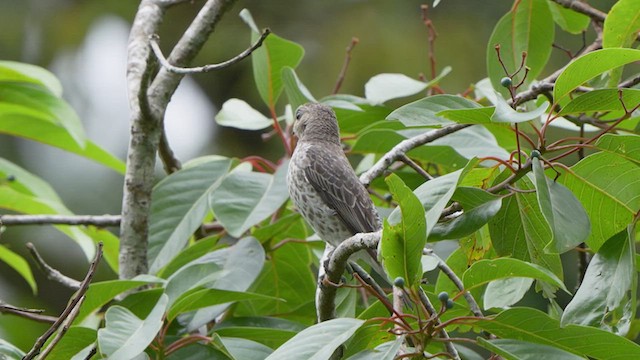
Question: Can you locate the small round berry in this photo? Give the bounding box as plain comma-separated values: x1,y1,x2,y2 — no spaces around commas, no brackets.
500,77,512,88
393,277,405,288
531,149,541,159
446,299,455,309
6,175,15,182
437,291,450,303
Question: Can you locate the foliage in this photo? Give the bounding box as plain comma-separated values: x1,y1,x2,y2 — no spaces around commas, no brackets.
1,1,640,359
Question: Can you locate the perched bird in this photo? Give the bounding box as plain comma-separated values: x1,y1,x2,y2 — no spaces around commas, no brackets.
287,103,382,250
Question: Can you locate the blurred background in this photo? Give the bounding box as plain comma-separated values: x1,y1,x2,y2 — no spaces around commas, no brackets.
0,0,618,350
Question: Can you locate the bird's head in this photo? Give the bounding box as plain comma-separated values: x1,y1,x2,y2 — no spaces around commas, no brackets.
293,103,341,144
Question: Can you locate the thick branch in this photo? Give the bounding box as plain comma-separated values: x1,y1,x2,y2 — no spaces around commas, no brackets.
0,214,120,227
27,242,81,290
359,124,471,187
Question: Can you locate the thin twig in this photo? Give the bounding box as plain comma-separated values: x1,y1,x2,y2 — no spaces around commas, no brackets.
399,154,434,180
332,37,359,94
435,256,483,317
550,0,606,22
39,295,87,359
418,288,460,360
0,303,57,324
158,130,182,173
23,242,103,360
149,28,270,74
0,214,120,227
26,243,81,290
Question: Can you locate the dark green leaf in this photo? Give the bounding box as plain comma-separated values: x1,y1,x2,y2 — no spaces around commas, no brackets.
387,94,478,127
46,327,96,360
559,89,640,116
477,338,586,360
168,289,282,322
462,258,566,292
214,316,305,348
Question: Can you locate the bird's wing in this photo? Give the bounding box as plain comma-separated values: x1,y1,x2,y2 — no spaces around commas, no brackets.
304,145,381,234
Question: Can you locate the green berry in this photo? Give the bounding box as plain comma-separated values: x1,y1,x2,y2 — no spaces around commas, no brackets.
531,149,541,159
446,299,454,309
437,291,449,303
500,77,512,87
393,277,405,288
6,175,15,182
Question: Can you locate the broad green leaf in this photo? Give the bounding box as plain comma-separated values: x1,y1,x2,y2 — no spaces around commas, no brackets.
282,66,316,111
437,106,494,125
477,338,586,360
382,173,427,287
603,0,640,49
346,336,404,360
74,277,164,324
488,174,562,278
0,338,24,360
559,89,640,116
491,93,549,123
148,157,231,273
328,100,392,133
46,327,97,360
429,197,502,241
532,159,590,253
547,1,590,34
365,67,451,105
168,288,281,322
98,294,168,359
473,308,640,359
0,60,62,96
240,9,304,108
387,94,478,127
156,235,220,278
487,0,554,96
561,226,636,332
558,151,640,251
484,277,534,309
214,316,305,348
411,126,510,163
554,48,640,101
211,160,290,238
264,318,364,360
435,248,469,298
463,258,566,292
216,98,273,130
595,134,640,165
0,245,36,294
221,337,274,360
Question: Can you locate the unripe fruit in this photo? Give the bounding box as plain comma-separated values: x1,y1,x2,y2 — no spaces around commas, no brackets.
446,299,454,309
500,77,512,87
437,291,449,303
393,277,405,288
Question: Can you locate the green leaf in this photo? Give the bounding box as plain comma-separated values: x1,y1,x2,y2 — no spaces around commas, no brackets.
561,226,636,332
595,134,640,165
157,235,220,278
216,98,273,130
387,94,478,127
148,157,231,273
429,194,502,241
327,99,391,133
214,316,305,348
0,338,25,360
264,318,364,360
46,327,97,360
381,174,427,287
532,158,590,253
436,106,494,125
168,289,281,322
558,151,640,251
345,336,405,360
487,0,554,96
0,60,62,96
211,160,290,238
554,48,640,101
603,0,640,49
491,93,549,123
483,277,534,310
0,245,36,294
365,67,451,105
240,9,304,108
473,308,640,359
463,258,567,292
559,89,640,116
98,294,168,360
221,337,274,360
282,67,316,111
547,1,590,34
477,338,586,360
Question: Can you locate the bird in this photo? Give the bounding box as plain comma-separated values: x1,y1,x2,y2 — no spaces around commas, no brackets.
287,103,382,251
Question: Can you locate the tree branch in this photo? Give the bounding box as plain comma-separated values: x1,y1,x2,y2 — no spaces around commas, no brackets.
149,28,270,74
549,0,606,23
359,124,471,187
0,214,120,227
27,242,81,290
23,242,103,360
0,303,57,324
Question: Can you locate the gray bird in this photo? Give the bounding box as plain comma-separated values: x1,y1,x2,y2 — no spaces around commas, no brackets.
287,103,382,249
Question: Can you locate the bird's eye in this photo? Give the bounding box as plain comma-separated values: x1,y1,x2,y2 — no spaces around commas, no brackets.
295,108,303,120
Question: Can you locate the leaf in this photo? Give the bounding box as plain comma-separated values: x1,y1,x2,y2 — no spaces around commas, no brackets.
221,337,274,360
491,93,549,123
240,9,304,108
595,134,640,165
603,0,640,49
547,2,590,34
211,160,290,238
0,338,25,360
532,158,590,253
282,66,316,111
345,336,405,360
148,157,231,273
264,318,364,360
429,197,502,241
436,106,495,125
98,294,168,360
483,277,534,310
387,94,478,127
0,60,62,96
168,289,281,322
477,338,586,360
46,327,97,360
487,0,554,96
365,67,450,104
216,98,273,130
473,308,640,359
462,258,567,292
561,226,636,332
328,100,392,133
381,174,427,287
557,151,640,251
156,235,220,278
214,316,305,348
559,89,640,116
554,48,640,101
0,245,36,294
